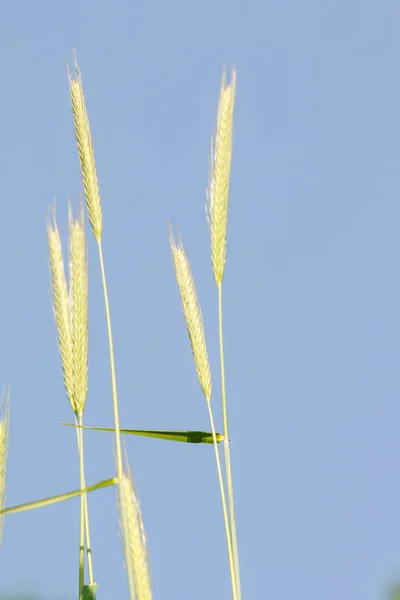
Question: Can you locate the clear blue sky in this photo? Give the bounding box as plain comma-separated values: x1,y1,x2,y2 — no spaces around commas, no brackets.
0,1,399,599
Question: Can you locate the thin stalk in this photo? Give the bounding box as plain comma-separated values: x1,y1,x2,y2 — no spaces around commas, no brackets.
78,414,85,599
75,414,94,585
83,483,94,584
97,241,123,480
218,283,242,600
207,402,238,600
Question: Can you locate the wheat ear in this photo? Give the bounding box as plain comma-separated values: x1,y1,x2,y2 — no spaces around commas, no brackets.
208,68,236,286
47,209,76,413
119,461,152,600
68,55,103,243
0,388,10,548
69,203,89,416
169,228,212,401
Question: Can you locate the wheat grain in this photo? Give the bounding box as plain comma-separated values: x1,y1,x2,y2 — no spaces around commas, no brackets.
170,228,212,401
208,68,236,286
68,55,103,242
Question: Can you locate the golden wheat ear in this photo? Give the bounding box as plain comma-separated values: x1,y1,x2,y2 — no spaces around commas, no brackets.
169,227,212,401
47,207,76,414
68,52,103,243
69,202,89,416
0,387,10,548
119,455,152,600
208,67,236,286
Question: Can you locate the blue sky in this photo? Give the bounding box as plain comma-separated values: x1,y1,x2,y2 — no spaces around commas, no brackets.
0,1,400,599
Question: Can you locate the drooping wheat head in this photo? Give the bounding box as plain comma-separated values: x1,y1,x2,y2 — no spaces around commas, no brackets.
170,228,212,401
119,461,152,600
208,68,236,286
68,55,103,243
47,209,76,413
0,388,10,548
69,203,89,416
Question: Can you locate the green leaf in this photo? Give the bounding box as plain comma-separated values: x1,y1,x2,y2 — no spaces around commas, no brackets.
82,583,98,600
0,477,119,516
61,423,225,444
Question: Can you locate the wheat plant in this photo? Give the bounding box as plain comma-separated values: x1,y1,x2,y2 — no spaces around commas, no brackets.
0,55,241,600
169,67,241,600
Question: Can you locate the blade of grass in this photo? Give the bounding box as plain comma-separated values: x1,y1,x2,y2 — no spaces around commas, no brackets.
61,423,225,444
0,477,119,516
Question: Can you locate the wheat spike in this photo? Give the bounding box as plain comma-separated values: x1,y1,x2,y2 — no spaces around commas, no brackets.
0,388,10,548
47,209,76,413
68,54,103,242
208,68,236,286
119,464,152,600
170,228,212,401
69,203,88,416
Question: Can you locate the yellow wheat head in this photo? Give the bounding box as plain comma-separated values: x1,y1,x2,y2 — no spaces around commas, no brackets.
69,203,88,416
47,209,75,412
68,54,103,243
48,205,89,415
119,462,152,600
170,228,212,401
208,68,236,286
0,388,10,549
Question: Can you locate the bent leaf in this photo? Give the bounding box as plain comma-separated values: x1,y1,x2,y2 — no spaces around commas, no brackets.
61,423,224,444
0,476,118,516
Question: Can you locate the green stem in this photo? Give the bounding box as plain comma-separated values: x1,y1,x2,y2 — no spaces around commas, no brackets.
207,402,238,600
83,485,94,585
97,241,123,480
77,413,85,599
75,414,94,585
218,283,242,600
224,438,241,597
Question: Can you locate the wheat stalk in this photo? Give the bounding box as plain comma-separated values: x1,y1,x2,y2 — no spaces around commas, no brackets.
209,68,242,600
69,54,124,487
169,225,238,598
208,68,236,286
170,228,212,401
48,204,94,594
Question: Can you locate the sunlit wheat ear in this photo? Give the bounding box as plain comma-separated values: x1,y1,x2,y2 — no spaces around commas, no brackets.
208,67,236,286
47,208,76,413
69,203,88,416
170,227,212,401
68,54,103,243
119,462,152,600
0,388,10,548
